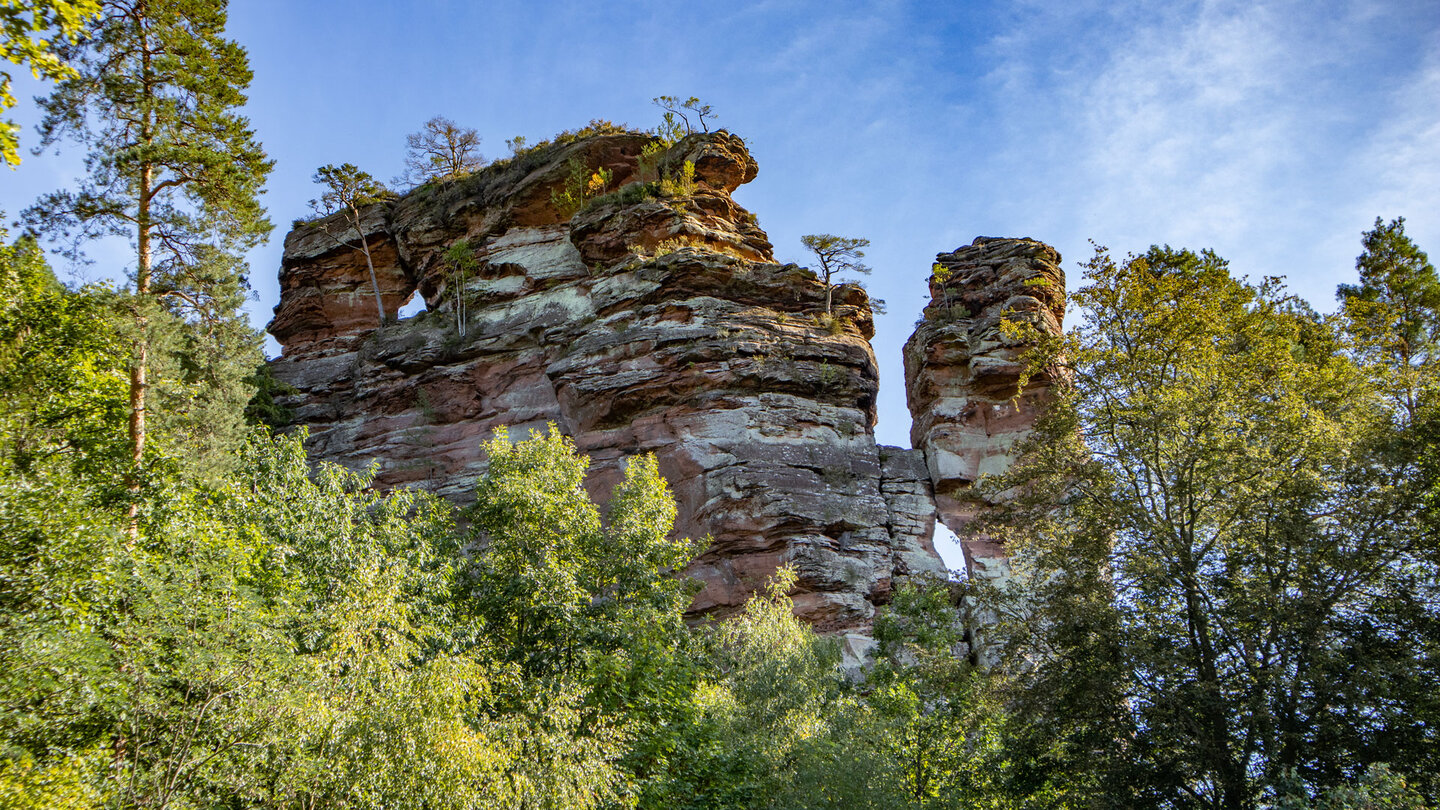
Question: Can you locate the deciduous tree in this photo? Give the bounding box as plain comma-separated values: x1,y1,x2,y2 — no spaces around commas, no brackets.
0,0,99,165
442,238,475,336
402,114,484,184
979,244,1440,806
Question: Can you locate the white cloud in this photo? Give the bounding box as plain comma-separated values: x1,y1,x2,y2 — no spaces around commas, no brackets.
969,0,1440,306
1352,37,1440,254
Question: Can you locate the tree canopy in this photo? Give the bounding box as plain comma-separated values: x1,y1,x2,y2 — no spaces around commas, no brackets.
0,0,99,165
403,114,485,184
974,241,1440,807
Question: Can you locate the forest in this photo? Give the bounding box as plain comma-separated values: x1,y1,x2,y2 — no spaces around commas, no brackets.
1,2,1437,808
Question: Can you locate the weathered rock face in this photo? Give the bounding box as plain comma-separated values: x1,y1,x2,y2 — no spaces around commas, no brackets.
903,237,1065,579
268,131,947,634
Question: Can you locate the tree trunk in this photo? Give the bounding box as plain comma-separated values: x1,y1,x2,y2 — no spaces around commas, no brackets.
1181,569,1247,810
126,29,155,542
132,167,150,467
352,203,385,325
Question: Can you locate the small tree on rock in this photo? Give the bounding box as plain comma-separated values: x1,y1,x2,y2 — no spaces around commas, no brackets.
309,163,390,325
801,233,871,314
652,95,714,144
442,238,477,337
402,114,485,185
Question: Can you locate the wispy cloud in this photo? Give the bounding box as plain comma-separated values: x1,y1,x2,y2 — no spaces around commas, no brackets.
1352,35,1440,245
969,0,1440,305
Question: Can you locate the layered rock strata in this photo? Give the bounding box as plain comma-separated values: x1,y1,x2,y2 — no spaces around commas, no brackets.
268,131,948,634
902,237,1066,580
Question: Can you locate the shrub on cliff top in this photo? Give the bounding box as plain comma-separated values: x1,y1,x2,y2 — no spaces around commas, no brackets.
499,119,645,167
581,180,660,215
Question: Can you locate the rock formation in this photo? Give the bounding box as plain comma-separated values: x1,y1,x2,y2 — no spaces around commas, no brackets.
903,237,1066,580
268,130,949,638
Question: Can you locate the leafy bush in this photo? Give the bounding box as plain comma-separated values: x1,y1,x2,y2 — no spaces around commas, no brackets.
551,156,614,219
581,180,659,215
636,140,667,182
501,119,644,166
814,312,848,335
659,159,696,198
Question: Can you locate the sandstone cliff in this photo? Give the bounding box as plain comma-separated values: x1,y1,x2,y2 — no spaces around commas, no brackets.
903,237,1066,580
268,131,949,642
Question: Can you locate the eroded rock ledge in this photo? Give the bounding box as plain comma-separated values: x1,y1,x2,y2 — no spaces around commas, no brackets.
268,131,954,635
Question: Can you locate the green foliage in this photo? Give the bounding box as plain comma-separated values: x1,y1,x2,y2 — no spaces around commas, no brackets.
1338,216,1440,419
242,360,296,428
551,156,614,219
930,261,962,315
637,139,668,182
23,0,272,480
0,0,99,165
814,312,847,335
0,417,710,809
10,54,1439,805
311,161,391,214
309,162,392,324
2,439,301,808
28,0,273,264
443,238,477,336
0,750,103,809
1276,764,1430,810
635,568,849,810
652,96,715,144
0,233,128,485
583,179,660,215
464,427,700,674
500,119,640,166
659,159,696,199
980,241,1440,806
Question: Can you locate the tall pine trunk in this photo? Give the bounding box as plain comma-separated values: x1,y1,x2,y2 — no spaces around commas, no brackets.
125,26,155,541
351,203,385,325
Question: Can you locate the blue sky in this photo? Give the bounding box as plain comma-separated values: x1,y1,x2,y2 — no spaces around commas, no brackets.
4,0,1438,444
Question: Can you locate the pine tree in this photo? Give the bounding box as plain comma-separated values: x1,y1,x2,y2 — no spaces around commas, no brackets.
308,163,389,324
1338,216,1440,420
22,0,272,512
801,233,871,314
